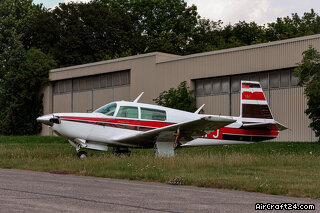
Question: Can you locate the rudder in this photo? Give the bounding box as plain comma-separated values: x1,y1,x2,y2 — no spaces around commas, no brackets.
240,81,274,119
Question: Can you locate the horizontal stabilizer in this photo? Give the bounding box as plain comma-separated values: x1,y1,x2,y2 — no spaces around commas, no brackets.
275,121,288,131
242,121,288,131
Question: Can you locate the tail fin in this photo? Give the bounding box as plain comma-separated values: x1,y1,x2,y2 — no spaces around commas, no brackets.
240,81,273,119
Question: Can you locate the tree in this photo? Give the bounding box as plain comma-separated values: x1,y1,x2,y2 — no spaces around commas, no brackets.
294,46,320,141
0,0,56,135
266,9,320,41
229,21,266,45
185,18,223,54
0,0,43,53
153,81,197,112
24,0,320,68
98,0,199,55
26,1,135,67
0,36,56,135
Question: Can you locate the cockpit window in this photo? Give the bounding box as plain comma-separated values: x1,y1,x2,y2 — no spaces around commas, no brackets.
94,103,117,116
116,106,138,119
141,107,166,121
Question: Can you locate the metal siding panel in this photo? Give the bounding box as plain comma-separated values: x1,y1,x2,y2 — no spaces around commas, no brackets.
53,94,71,113
130,57,157,104
113,86,130,102
196,95,229,115
40,85,53,136
231,93,240,117
269,87,316,142
50,55,156,81
73,91,92,113
93,89,113,110
156,37,320,79
42,85,52,115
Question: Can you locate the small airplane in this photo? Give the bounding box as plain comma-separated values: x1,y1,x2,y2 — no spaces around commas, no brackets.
37,81,287,158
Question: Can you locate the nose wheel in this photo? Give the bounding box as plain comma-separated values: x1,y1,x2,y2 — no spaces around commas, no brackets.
77,151,88,159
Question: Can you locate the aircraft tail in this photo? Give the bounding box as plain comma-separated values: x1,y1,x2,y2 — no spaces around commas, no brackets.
240,81,273,119
240,81,288,131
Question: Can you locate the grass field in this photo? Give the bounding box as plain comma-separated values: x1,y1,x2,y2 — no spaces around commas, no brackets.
0,136,320,198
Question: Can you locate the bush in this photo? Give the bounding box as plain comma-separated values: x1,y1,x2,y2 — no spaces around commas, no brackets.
295,46,320,141
153,81,197,112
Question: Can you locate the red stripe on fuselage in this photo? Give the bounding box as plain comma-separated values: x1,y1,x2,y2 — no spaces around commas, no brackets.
202,128,279,139
242,92,266,101
59,116,175,128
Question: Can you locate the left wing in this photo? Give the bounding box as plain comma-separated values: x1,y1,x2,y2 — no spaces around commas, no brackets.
113,116,235,146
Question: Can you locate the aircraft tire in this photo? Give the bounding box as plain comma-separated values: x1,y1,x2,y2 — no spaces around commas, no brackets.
77,151,88,159
112,147,131,157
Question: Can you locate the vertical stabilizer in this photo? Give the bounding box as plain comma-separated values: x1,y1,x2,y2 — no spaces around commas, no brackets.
240,81,274,119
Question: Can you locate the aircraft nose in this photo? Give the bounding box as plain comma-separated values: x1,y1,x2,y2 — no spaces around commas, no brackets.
37,114,55,126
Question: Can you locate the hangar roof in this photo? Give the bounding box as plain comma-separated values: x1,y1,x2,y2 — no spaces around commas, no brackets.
49,34,320,81
50,52,179,73
158,34,320,63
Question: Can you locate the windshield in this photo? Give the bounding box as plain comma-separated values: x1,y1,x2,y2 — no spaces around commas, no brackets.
94,103,117,116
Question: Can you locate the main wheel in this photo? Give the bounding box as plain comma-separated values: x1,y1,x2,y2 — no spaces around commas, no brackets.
112,147,131,156
77,151,88,159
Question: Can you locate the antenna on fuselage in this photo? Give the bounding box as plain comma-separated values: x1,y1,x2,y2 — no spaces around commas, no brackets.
194,104,205,114
133,92,144,103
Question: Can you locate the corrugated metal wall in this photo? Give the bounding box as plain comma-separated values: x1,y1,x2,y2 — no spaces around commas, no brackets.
44,35,320,141
52,86,131,114
40,85,53,136
197,95,229,115
53,94,71,113
156,35,320,80
231,94,240,117
73,91,92,112
269,87,315,142
113,87,130,102
93,89,113,110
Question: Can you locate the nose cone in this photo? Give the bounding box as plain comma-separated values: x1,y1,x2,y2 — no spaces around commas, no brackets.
37,114,54,126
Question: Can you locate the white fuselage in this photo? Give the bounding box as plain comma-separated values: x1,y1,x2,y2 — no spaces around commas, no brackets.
49,101,206,148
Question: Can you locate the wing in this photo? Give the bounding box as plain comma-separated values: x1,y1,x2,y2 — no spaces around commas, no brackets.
113,116,235,147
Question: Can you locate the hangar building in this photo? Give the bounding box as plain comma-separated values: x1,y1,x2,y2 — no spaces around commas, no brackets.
41,34,320,142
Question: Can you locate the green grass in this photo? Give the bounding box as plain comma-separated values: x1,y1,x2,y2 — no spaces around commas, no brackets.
0,135,320,198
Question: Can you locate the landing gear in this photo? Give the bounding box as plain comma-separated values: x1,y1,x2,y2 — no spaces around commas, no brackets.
77,151,88,159
154,141,174,157
112,147,131,156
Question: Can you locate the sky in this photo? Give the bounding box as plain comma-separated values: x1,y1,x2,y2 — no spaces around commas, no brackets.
33,0,90,8
34,0,320,25
187,0,320,25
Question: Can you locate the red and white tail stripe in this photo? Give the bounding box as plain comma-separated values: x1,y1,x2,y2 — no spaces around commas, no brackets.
240,81,273,119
